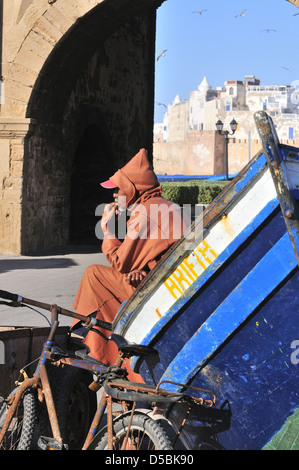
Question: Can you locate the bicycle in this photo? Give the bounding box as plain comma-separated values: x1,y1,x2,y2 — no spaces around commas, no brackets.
0,289,216,450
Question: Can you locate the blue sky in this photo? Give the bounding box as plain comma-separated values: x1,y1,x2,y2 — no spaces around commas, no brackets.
154,0,299,123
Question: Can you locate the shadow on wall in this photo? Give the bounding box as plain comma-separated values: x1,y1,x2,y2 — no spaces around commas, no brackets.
70,124,113,245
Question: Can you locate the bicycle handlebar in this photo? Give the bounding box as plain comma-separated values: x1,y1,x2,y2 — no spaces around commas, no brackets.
0,289,112,331
0,289,22,302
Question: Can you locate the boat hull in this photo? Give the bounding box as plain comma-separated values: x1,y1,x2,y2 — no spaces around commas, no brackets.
114,111,299,450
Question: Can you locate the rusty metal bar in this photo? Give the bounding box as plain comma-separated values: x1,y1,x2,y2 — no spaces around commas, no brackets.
172,405,192,448
156,380,216,406
107,380,169,396
121,401,136,450
39,364,62,444
52,355,105,375
107,395,113,450
21,296,93,326
82,391,107,450
105,378,216,405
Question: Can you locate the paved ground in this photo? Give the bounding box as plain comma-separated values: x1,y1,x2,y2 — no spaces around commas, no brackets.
0,245,109,328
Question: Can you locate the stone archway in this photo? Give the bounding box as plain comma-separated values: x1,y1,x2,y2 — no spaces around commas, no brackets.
0,0,164,254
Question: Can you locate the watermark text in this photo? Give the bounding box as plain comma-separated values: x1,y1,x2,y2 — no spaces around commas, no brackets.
291,340,299,365
95,202,203,241
0,340,4,364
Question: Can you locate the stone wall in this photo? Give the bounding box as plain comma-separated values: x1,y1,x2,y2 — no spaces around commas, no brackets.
153,130,226,176
0,118,36,253
0,0,164,254
154,131,299,179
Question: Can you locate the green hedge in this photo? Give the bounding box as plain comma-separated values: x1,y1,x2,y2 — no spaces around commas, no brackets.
161,180,229,205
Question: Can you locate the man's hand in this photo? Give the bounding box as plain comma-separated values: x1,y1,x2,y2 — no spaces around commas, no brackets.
101,203,117,235
125,270,147,287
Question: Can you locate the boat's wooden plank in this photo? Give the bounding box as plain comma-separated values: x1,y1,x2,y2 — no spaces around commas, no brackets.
159,231,298,391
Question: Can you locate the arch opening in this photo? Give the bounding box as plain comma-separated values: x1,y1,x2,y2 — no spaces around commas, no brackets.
70,124,113,245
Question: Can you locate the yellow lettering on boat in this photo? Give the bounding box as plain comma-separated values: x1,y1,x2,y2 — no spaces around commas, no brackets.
182,258,198,281
163,276,183,300
193,240,217,268
172,266,192,293
164,240,217,300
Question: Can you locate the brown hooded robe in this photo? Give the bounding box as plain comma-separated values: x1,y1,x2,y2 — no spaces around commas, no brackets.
72,149,185,380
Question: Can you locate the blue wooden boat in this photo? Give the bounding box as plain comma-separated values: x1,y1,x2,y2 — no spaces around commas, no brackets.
113,111,299,450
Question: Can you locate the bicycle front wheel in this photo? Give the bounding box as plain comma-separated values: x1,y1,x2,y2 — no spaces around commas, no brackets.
0,387,36,450
95,413,173,450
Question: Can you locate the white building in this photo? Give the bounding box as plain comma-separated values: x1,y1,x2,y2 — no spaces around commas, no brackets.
156,75,299,143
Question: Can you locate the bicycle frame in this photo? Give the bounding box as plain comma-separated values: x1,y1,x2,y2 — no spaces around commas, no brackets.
0,293,217,451
0,303,130,450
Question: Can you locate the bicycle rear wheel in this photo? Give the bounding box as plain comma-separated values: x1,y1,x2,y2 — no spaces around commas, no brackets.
37,364,97,450
0,387,36,450
94,413,173,450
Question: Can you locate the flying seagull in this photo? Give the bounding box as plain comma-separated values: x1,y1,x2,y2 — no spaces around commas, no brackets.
156,102,167,109
157,50,167,61
235,9,246,18
192,10,208,15
262,28,277,32
282,66,292,73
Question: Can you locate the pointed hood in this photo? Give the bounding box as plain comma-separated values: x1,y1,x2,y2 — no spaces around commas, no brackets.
109,149,161,207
